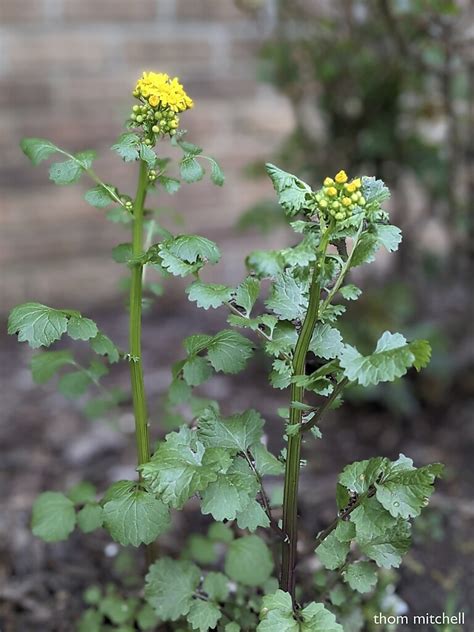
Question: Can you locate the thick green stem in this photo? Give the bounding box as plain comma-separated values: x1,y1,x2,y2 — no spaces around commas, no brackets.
129,159,151,469
280,227,331,601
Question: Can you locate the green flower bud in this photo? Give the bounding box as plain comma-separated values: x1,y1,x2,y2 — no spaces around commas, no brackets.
335,212,345,221
152,125,160,133
136,115,144,123
132,104,140,112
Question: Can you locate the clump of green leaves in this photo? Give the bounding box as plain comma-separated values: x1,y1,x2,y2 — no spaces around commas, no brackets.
9,99,443,630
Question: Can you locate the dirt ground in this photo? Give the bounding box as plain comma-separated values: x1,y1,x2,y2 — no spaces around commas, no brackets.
1,300,473,632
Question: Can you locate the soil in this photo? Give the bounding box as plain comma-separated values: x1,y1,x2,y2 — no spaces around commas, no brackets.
1,300,473,632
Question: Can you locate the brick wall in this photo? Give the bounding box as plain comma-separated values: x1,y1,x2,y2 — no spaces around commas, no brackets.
0,0,293,313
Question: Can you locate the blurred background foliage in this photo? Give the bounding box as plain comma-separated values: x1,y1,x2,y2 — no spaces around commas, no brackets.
238,0,473,416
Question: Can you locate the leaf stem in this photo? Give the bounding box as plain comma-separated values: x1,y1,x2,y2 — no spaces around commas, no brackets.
280,226,331,602
300,377,349,434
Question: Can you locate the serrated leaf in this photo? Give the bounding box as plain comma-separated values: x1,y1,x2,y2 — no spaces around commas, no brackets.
182,356,213,386
339,457,389,494
252,442,285,476
31,491,76,542
234,277,260,316
139,143,156,168
235,499,270,531
186,282,233,309
203,572,229,602
103,484,170,547
339,284,362,301
67,315,98,341
164,234,221,264
334,520,355,542
225,535,273,587
374,225,402,252
112,133,140,161
201,458,259,521
20,137,58,165
90,332,120,363
49,153,90,185
350,232,378,267
350,496,398,541
158,175,181,194
206,329,254,374
84,185,115,208
339,332,431,386
8,303,69,349
198,408,264,452
30,350,75,383
358,520,411,569
145,558,201,621
309,324,344,359
361,176,391,205
209,159,225,186
77,503,104,533
375,462,444,519
140,426,232,509
316,531,349,570
180,156,204,183
265,163,313,217
187,600,222,632
265,271,308,321
58,370,91,398
344,561,378,593
258,591,343,632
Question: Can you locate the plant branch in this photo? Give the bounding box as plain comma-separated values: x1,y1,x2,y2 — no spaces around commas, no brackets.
300,377,349,434
245,450,285,540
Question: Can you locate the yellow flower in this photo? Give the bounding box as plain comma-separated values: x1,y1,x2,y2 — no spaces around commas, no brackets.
345,182,357,193
134,71,194,113
335,170,348,184
342,197,352,207
324,177,335,186
326,186,337,197
353,178,362,189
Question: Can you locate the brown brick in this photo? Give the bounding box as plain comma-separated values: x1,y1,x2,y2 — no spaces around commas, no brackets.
7,32,114,74
125,39,212,72
0,0,42,23
63,0,157,22
176,0,244,20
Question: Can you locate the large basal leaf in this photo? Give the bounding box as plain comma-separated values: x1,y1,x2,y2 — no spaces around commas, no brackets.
145,558,201,621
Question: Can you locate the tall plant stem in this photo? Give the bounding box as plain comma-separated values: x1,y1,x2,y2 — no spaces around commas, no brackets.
129,159,151,470
280,227,331,601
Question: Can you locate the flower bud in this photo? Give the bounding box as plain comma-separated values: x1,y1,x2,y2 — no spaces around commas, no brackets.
335,170,348,184
342,197,352,207
324,177,335,186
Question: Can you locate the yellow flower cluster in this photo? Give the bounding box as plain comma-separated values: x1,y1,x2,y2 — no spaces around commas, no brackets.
315,170,366,223
130,72,194,141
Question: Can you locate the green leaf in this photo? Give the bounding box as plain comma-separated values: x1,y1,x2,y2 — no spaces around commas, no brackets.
78,609,103,632
316,531,349,570
339,457,389,494
102,483,170,547
136,604,159,631
8,303,69,349
139,143,156,168
374,225,402,252
225,535,273,587
112,242,134,264
158,175,181,194
186,533,218,565
339,332,431,386
350,496,398,541
67,315,98,341
67,481,96,503
140,426,231,509
165,234,221,265
247,249,285,278
257,591,343,632
186,282,233,309
187,600,222,632
20,137,58,165
99,594,136,625
30,350,75,383
358,520,411,569
31,491,76,542
339,284,362,301
252,442,285,476
77,503,104,533
210,159,225,186
350,232,378,267
203,572,229,602
344,561,378,593
265,271,308,321
265,163,313,217
145,558,201,621
58,370,91,398
90,332,120,363
234,277,260,316
201,458,259,521
362,176,391,205
375,462,444,519
334,520,355,542
112,133,140,161
49,151,95,185
206,330,254,374
84,185,115,208
235,499,270,531
309,324,344,360
180,156,205,183
198,408,264,452
182,356,213,387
